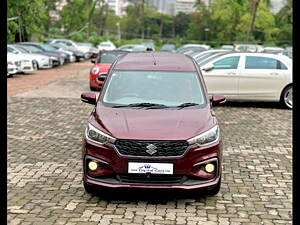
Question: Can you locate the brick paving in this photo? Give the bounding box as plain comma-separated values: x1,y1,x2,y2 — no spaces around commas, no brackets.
7,63,292,225
7,60,92,97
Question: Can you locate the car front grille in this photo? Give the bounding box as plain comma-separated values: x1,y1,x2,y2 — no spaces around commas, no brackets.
117,174,184,184
114,140,189,157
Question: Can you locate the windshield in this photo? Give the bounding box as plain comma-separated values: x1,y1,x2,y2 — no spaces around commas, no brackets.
101,43,112,47
13,45,29,53
198,52,230,66
97,52,125,63
40,44,57,51
18,45,42,53
102,71,206,108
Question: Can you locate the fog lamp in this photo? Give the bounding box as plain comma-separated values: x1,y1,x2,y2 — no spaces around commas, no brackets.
205,163,215,173
88,161,98,171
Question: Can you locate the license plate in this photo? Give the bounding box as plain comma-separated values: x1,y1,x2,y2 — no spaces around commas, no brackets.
128,162,173,174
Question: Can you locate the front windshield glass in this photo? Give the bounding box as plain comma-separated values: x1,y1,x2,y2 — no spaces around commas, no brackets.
198,52,229,66
13,46,29,53
18,45,42,53
41,44,57,51
97,52,125,63
102,71,206,107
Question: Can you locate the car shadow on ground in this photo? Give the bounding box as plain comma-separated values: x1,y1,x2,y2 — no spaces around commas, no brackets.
88,187,212,203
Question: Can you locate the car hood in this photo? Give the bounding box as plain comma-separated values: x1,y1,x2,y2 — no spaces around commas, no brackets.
90,105,214,140
25,53,50,59
96,63,112,73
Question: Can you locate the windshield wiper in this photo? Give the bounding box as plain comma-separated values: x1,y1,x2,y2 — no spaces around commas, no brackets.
112,103,168,108
176,102,199,109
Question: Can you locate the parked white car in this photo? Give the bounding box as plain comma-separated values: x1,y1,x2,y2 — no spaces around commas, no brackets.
182,44,211,50
97,41,116,51
200,52,292,109
234,44,264,53
8,45,53,69
7,61,18,77
7,52,36,74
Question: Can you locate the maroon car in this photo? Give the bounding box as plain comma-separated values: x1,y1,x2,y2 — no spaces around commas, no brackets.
81,52,225,195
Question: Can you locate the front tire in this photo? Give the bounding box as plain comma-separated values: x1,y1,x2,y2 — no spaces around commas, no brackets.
281,85,292,109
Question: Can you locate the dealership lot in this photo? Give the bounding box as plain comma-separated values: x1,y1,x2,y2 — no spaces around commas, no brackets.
8,64,292,225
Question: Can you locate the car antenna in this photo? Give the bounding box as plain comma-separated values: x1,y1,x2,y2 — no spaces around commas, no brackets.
151,52,157,65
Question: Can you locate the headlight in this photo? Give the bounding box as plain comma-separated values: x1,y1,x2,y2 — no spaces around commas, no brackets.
85,123,116,145
50,56,58,60
7,61,13,65
187,125,219,146
91,66,100,75
41,58,48,61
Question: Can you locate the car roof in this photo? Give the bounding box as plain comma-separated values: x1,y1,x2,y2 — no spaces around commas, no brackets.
114,52,197,72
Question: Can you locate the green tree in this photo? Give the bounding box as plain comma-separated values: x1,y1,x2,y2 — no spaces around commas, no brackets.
7,0,49,42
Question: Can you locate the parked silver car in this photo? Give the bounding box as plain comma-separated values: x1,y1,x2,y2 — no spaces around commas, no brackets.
8,45,53,69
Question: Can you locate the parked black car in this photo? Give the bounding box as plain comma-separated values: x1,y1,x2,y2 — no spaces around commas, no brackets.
17,42,67,66
48,42,86,62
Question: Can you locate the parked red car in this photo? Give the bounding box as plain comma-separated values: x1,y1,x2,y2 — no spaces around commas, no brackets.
89,50,127,91
81,52,225,195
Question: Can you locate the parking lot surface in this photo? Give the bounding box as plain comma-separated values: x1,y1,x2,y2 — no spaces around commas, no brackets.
8,63,292,225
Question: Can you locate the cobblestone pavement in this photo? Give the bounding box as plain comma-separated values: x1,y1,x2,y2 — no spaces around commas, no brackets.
7,64,292,225
7,60,92,97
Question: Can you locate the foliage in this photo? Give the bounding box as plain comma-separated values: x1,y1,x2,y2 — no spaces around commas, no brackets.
7,0,49,42
7,0,292,46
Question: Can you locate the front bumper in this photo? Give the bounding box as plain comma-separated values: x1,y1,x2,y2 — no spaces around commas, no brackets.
83,139,222,190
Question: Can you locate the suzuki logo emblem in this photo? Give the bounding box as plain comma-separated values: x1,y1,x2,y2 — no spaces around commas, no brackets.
146,144,157,155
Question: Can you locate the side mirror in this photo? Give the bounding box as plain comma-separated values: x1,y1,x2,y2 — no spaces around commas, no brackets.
211,95,226,106
81,92,96,105
91,58,96,64
202,63,214,71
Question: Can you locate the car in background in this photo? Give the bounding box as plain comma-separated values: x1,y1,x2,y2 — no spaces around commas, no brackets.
176,46,207,55
195,51,231,67
117,44,137,52
7,52,36,74
283,46,292,59
48,42,86,62
89,50,127,91
46,39,91,59
77,42,99,58
81,52,224,195
193,49,230,62
262,47,284,55
97,41,116,51
141,42,156,51
200,52,292,109
220,45,234,50
7,54,19,77
46,44,76,63
16,43,65,66
131,45,149,52
181,44,211,50
8,44,53,69
234,44,264,53
41,43,75,63
7,62,18,77
160,44,176,52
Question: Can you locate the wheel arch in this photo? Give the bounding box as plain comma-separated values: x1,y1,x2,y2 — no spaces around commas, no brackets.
280,83,292,101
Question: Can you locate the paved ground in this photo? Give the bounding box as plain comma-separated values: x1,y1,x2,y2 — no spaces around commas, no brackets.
7,62,292,225
7,60,92,97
